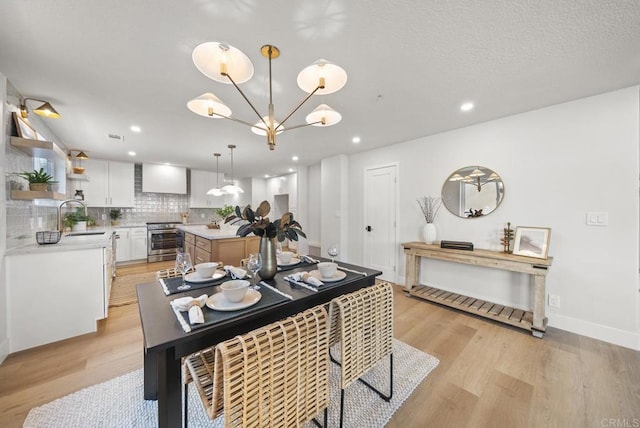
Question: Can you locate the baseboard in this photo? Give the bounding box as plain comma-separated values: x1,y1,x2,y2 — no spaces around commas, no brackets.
0,337,9,365
548,313,640,351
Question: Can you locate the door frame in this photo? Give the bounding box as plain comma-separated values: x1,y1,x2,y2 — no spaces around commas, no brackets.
363,162,400,284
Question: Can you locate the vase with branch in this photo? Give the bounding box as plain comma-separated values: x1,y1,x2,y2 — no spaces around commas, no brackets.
417,196,442,244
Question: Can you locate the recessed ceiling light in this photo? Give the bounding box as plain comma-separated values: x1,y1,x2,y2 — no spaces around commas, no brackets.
165,162,171,166
288,168,294,173
128,151,136,156
460,102,474,112
292,155,299,161
264,174,270,178
130,125,141,133
352,136,361,144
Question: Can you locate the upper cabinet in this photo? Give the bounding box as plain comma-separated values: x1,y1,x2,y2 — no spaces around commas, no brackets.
142,163,187,194
76,159,134,207
190,169,225,208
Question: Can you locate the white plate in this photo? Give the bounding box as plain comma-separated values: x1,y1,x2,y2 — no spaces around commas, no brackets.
308,270,347,282
185,270,226,283
278,257,301,267
206,289,262,311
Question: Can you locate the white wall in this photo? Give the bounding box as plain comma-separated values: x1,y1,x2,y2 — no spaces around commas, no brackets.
345,87,639,349
321,155,349,260
307,164,321,247
0,73,8,363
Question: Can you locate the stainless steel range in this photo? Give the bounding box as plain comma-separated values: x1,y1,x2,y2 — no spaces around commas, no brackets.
147,222,181,262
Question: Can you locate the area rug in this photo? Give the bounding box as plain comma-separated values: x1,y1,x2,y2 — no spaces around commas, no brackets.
108,272,156,307
24,339,439,428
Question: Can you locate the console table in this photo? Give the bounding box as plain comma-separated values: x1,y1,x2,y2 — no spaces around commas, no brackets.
402,242,553,337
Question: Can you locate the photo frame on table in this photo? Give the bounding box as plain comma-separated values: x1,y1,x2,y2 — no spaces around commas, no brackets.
12,112,39,140
512,226,551,259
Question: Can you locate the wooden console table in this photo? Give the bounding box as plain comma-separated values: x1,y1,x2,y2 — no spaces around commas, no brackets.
402,242,553,337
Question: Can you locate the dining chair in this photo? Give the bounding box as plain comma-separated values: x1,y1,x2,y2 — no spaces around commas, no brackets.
155,266,193,280
329,281,394,428
183,305,330,427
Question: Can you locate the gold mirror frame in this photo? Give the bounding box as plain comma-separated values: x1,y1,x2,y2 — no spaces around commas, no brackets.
441,166,505,218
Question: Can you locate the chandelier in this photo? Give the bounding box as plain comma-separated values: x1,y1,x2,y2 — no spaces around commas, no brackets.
187,42,347,150
449,167,500,192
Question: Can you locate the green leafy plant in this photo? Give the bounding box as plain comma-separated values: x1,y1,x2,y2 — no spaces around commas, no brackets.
16,168,57,184
109,209,122,221
64,208,95,228
215,205,235,219
226,200,306,242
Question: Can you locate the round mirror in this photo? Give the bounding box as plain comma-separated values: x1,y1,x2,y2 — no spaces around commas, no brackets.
441,166,505,218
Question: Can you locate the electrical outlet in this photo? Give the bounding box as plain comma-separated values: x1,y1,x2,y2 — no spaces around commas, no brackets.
548,294,560,308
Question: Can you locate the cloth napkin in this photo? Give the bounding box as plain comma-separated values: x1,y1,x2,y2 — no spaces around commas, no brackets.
299,255,320,264
224,265,248,279
286,272,324,287
171,294,208,325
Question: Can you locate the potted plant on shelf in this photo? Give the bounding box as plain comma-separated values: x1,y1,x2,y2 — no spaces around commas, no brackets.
225,201,306,280
64,208,96,232
15,168,57,192
109,209,122,226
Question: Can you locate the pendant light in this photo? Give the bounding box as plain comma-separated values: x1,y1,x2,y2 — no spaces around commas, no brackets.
206,153,226,196
221,144,244,194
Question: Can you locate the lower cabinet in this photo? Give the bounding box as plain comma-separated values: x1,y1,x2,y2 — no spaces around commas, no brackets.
115,227,147,263
186,233,259,266
6,246,110,352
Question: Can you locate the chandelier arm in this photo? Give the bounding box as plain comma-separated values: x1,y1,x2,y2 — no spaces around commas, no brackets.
224,73,267,127
278,120,323,132
208,111,260,128
274,85,321,131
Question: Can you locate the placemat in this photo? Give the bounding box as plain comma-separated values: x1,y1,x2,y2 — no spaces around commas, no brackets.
171,285,291,332
276,259,317,273
284,270,356,293
159,275,229,295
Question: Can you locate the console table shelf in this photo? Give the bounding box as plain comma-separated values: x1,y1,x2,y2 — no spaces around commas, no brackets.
402,242,553,337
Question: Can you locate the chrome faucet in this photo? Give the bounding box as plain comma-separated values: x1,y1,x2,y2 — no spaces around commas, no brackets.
57,199,88,232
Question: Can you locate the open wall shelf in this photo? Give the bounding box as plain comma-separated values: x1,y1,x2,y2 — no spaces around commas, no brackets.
11,190,67,201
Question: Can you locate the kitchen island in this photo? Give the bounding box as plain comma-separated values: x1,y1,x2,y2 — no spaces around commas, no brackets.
178,225,259,266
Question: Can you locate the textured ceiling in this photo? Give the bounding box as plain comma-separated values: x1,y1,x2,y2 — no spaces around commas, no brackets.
1,0,639,178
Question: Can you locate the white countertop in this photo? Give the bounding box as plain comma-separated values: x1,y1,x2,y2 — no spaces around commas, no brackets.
177,224,243,240
6,229,114,255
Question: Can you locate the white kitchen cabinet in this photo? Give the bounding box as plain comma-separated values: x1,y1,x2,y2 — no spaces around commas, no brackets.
115,227,147,262
114,228,131,262
131,227,148,260
190,169,225,208
78,159,134,207
6,245,111,352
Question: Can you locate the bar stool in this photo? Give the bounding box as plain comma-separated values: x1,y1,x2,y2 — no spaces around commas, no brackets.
329,281,394,428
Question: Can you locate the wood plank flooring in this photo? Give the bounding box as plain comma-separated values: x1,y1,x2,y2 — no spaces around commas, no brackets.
1,262,638,427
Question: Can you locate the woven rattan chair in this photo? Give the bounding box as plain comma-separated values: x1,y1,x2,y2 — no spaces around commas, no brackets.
329,281,394,428
184,305,330,427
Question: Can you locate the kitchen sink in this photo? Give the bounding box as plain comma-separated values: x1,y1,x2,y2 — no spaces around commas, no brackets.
66,231,107,237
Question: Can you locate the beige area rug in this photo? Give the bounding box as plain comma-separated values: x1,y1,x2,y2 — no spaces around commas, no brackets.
24,339,439,428
109,272,156,307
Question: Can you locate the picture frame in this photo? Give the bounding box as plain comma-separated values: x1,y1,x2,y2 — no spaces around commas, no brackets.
12,112,39,140
512,226,551,259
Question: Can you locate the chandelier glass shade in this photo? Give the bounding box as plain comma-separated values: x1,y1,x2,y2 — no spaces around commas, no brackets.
188,42,346,150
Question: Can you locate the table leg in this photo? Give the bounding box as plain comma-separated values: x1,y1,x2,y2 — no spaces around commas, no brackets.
404,252,419,291
158,346,182,428
143,347,157,400
532,273,546,337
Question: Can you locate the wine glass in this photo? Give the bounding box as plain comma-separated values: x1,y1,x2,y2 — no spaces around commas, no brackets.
328,242,339,263
247,252,262,289
175,251,193,291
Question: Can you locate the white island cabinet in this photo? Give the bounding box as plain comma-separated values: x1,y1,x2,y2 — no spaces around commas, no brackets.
5,236,114,352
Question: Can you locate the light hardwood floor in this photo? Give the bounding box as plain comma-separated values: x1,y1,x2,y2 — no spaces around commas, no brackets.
1,262,638,427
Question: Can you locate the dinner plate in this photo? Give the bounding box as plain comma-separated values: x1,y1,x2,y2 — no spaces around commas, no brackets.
277,257,301,267
185,270,226,283
206,289,262,311
308,270,347,282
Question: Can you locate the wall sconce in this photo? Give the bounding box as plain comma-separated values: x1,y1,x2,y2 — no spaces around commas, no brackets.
69,150,89,174
20,98,61,119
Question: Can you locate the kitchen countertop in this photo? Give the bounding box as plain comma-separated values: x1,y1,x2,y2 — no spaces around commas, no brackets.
177,224,242,240
6,229,114,255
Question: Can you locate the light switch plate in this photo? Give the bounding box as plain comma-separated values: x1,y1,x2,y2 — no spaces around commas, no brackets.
586,212,608,226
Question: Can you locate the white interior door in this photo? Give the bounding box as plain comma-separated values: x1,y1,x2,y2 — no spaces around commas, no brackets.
364,164,397,281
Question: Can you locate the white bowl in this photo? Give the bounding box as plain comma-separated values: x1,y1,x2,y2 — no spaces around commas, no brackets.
195,262,219,278
317,262,338,278
220,280,250,303
279,251,294,263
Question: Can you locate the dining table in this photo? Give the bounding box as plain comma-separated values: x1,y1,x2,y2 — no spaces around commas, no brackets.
136,257,382,428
